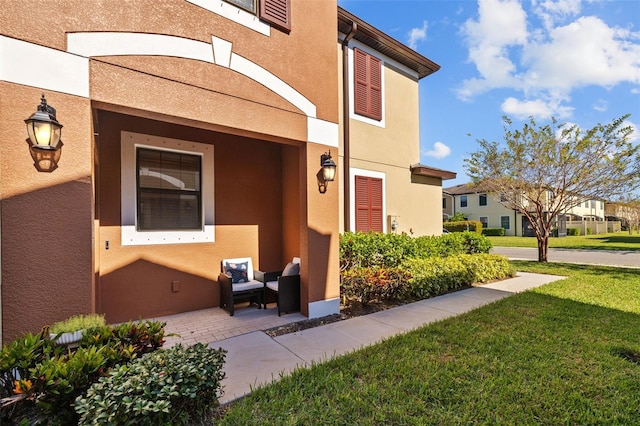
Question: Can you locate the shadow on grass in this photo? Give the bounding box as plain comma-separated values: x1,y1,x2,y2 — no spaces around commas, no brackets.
511,260,640,278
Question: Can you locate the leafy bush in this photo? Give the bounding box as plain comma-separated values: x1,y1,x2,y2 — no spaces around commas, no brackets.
402,254,514,300
586,227,593,235
567,228,580,236
482,228,505,236
50,314,106,335
341,267,411,305
443,220,483,234
0,319,167,424
75,343,227,425
340,232,492,269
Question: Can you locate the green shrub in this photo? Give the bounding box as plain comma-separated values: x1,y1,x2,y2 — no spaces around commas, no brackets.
0,319,167,424
443,220,483,234
340,232,492,269
401,254,515,300
340,232,418,269
586,227,593,235
402,256,473,299
75,344,227,425
50,314,106,335
567,228,580,236
463,254,515,283
340,267,411,305
482,228,505,236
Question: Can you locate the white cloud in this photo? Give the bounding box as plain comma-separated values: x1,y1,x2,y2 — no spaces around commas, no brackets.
457,0,640,120
424,141,452,159
531,0,581,30
623,119,639,143
501,96,574,119
407,21,428,50
593,99,608,112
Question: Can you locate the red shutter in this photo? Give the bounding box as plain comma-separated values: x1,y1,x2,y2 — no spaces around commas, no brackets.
353,48,382,121
260,0,291,32
370,177,383,232
355,176,383,233
368,55,382,120
354,49,369,117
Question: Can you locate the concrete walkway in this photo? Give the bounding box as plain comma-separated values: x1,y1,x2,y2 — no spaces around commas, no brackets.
211,272,565,404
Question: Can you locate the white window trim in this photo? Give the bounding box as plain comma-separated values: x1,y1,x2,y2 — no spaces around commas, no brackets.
121,131,215,245
186,0,271,36
349,168,386,233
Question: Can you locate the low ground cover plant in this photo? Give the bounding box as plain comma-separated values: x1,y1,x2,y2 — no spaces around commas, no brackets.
218,262,640,424
75,343,226,425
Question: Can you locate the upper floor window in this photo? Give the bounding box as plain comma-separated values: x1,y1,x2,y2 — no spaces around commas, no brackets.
442,198,447,209
354,48,382,121
222,0,290,32
479,194,487,206
460,195,468,208
137,148,202,231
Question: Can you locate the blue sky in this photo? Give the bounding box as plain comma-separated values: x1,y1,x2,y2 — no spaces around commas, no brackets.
338,0,640,187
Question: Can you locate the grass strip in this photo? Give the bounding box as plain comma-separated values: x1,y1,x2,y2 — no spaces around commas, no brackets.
217,262,640,425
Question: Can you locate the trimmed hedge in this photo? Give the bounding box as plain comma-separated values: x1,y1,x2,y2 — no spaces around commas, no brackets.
567,228,580,236
401,254,514,300
443,220,483,234
482,228,505,236
340,231,492,269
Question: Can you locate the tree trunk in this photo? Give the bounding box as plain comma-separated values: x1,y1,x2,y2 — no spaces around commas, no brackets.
537,235,548,262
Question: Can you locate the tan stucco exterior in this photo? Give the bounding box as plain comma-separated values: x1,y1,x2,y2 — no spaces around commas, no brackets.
337,16,450,237
1,0,341,343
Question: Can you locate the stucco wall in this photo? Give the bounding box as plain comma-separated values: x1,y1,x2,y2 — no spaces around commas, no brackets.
0,83,94,342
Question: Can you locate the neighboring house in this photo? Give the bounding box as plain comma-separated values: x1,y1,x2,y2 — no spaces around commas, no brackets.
444,183,605,236
0,2,451,344
337,7,456,236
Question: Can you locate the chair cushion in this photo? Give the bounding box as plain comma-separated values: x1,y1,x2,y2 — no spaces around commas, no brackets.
282,262,300,276
266,281,279,292
232,280,264,292
225,261,249,283
222,257,255,281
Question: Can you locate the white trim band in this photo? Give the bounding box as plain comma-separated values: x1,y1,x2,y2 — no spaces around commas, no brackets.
0,36,89,97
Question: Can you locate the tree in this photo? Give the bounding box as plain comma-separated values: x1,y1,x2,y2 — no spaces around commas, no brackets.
465,115,640,262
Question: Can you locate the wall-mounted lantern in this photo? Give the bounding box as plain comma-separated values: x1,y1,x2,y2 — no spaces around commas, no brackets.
318,150,336,194
24,94,63,172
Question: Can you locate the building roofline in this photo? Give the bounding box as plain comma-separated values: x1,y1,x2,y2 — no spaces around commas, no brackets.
338,6,440,79
410,164,456,180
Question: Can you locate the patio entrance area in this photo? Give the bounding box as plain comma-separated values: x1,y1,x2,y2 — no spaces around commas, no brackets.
151,303,307,348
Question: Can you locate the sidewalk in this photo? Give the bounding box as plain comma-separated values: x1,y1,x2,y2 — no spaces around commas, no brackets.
211,272,565,404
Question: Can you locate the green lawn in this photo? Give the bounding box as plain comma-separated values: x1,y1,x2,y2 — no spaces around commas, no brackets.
488,232,640,251
216,262,640,425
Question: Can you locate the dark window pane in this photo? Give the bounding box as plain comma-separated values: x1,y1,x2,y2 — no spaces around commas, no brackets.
137,148,202,231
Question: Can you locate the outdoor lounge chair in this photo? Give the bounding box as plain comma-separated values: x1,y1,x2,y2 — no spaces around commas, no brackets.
218,257,264,316
257,257,301,316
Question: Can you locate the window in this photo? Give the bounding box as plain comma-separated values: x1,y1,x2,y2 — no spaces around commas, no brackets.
442,197,447,209
591,200,596,209
355,175,383,232
500,193,507,202
121,131,214,246
219,0,290,33
479,216,488,228
501,216,510,230
460,195,468,208
225,0,256,12
479,193,487,206
136,148,202,231
600,201,604,209
354,48,382,121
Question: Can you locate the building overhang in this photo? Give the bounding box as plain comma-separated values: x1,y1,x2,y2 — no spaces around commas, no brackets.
410,164,456,180
338,7,441,79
